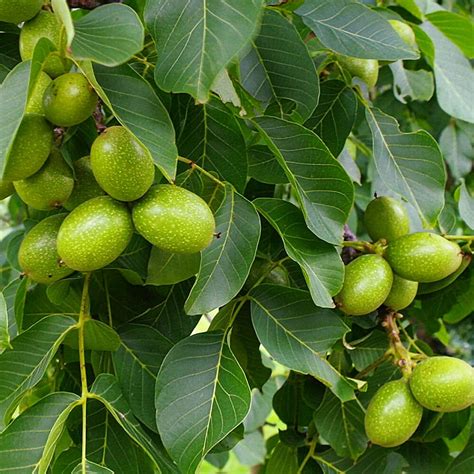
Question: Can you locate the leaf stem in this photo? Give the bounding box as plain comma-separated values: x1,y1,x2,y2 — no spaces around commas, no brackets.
178,156,225,187
444,235,474,241
342,240,376,253
355,353,390,379
297,438,317,474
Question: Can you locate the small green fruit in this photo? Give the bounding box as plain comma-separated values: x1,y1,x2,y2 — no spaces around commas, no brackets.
0,180,15,200
90,126,155,201
389,19,417,48
383,274,418,311
365,379,423,447
386,233,462,282
410,357,474,412
26,72,52,114
364,196,410,242
0,0,43,24
19,214,74,284
64,156,106,211
43,73,98,127
14,150,74,210
338,56,379,88
133,185,215,254
4,114,53,181
335,254,393,316
57,196,133,271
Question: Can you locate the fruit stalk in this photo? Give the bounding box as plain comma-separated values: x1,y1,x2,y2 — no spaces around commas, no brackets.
444,235,474,242
178,156,225,187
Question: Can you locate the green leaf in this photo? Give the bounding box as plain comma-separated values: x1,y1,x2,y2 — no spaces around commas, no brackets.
439,122,473,181
296,0,418,61
350,331,388,372
254,116,354,245
87,62,178,181
51,0,75,46
314,391,368,460
147,247,200,286
72,4,144,66
248,145,288,185
266,442,298,474
72,460,113,474
0,392,79,473
250,284,354,401
389,61,434,103
155,331,251,474
0,23,20,82
458,181,474,229
0,315,77,428
304,80,357,157
185,184,261,315
365,107,446,227
420,22,474,124
4,277,29,337
63,319,120,352
399,440,451,474
254,198,344,308
112,324,173,432
145,0,262,102
240,9,319,122
0,293,9,352
178,98,248,192
446,432,474,474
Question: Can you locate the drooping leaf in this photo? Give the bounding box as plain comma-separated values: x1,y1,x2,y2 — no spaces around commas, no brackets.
240,9,319,122
445,432,474,474
254,198,344,308
296,0,418,60
4,277,29,338
145,0,262,102
147,248,200,286
250,285,353,401
155,331,251,474
458,181,474,229
185,184,261,315
254,116,354,245
72,460,114,474
0,292,9,352
389,61,434,103
350,331,388,372
439,122,473,181
51,0,75,46
248,145,288,185
63,319,120,352
266,442,298,474
365,107,446,227
399,440,451,474
72,4,144,66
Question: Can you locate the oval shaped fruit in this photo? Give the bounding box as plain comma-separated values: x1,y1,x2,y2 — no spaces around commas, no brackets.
19,214,74,284
43,73,98,127
365,379,423,447
410,357,474,412
386,232,462,282
335,254,393,316
133,185,215,254
0,180,15,200
364,196,410,242
26,72,52,114
14,150,74,210
389,19,417,48
4,114,52,181
0,0,43,24
57,196,133,271
64,156,106,211
383,274,418,311
338,56,379,88
90,127,155,201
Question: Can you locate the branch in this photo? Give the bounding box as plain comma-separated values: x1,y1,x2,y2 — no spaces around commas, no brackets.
67,0,123,9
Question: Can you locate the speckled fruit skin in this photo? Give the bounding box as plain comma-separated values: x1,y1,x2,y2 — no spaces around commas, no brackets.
338,56,379,88
57,196,133,271
410,357,474,413
386,232,462,283
0,0,42,24
0,180,14,200
26,72,52,114
365,379,423,448
389,20,417,48
90,126,155,201
4,114,53,181
64,156,105,211
14,150,74,210
133,185,215,254
19,214,74,284
364,196,410,242
43,73,98,127
383,274,418,311
335,254,393,316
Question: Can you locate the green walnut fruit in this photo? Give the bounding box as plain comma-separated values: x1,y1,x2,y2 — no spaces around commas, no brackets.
26,72,52,114
57,196,133,271
14,150,74,210
389,19,417,48
19,214,74,284
364,196,410,242
43,73,98,127
133,185,215,254
19,11,70,77
64,156,106,211
0,180,15,200
365,379,423,447
0,0,43,24
4,114,53,181
410,357,474,412
383,274,418,311
338,56,379,88
90,126,155,201
386,232,462,282
335,254,393,316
